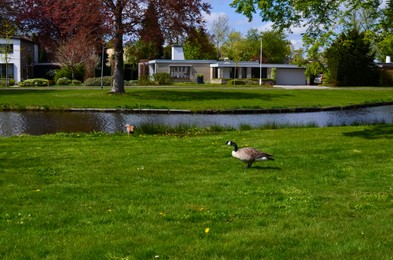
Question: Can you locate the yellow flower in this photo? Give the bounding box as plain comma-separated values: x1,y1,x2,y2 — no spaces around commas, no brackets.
205,228,210,234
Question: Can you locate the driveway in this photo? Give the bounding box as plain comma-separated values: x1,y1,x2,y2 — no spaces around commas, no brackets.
274,85,331,89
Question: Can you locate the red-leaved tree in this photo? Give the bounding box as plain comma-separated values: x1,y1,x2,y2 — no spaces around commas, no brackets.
15,0,104,55
15,0,210,93
100,0,211,93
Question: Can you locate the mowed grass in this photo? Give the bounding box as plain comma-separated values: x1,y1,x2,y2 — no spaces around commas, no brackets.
1,125,393,258
1,86,393,111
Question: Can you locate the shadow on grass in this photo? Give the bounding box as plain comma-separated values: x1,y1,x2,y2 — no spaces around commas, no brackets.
0,89,57,95
131,89,292,102
343,124,393,139
248,166,282,170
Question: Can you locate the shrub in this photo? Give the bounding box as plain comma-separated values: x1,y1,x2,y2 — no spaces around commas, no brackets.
83,76,112,86
153,73,174,85
228,79,246,85
71,79,82,86
0,78,15,87
57,77,71,85
125,80,138,86
54,65,85,82
138,75,154,85
18,78,49,87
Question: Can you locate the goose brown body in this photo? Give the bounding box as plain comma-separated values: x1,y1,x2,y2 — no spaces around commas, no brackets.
226,140,274,168
125,124,135,136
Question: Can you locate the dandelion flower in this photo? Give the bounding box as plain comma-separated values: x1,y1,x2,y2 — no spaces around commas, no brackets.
205,228,210,234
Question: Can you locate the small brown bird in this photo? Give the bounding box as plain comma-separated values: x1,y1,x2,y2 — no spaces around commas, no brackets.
125,124,135,136
226,140,274,168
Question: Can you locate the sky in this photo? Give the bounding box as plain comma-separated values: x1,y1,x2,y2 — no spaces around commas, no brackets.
203,0,305,49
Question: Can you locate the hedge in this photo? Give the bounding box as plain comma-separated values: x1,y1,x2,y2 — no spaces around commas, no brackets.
18,78,49,87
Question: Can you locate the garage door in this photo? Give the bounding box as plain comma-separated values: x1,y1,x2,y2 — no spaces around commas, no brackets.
276,69,306,85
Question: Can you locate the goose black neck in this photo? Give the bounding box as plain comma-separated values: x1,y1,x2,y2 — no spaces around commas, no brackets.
232,142,238,152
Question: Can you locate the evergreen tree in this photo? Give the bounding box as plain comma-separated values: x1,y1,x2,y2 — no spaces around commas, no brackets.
326,29,378,86
138,1,165,59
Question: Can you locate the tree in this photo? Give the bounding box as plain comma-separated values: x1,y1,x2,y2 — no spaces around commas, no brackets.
326,29,378,86
377,0,393,61
211,14,231,59
0,19,16,87
56,34,100,81
183,28,216,60
230,0,381,47
260,30,291,63
221,29,291,63
15,0,104,52
138,1,165,60
100,0,211,93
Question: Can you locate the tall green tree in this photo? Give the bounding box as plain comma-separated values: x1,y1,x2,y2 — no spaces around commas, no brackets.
221,29,291,63
261,30,291,63
183,28,216,60
326,29,378,86
377,0,393,61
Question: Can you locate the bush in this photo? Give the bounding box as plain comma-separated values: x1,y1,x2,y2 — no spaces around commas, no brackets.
54,65,85,83
138,75,154,85
18,78,49,87
57,77,72,85
0,78,15,87
228,79,246,85
125,80,138,86
153,73,174,85
71,79,82,86
83,76,112,86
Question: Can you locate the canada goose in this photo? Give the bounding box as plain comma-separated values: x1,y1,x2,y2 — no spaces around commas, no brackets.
226,140,274,168
125,124,135,136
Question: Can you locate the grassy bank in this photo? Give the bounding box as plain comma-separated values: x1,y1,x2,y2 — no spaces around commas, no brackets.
1,86,393,111
1,125,393,258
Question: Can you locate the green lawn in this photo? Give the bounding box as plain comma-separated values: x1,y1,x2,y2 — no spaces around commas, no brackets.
1,86,393,111
1,125,393,258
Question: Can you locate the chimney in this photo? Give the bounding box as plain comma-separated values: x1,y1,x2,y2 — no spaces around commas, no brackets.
386,56,391,63
171,45,185,60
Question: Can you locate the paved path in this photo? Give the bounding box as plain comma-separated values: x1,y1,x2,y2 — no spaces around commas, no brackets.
274,85,331,89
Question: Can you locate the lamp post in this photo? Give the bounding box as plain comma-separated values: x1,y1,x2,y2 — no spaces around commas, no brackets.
100,41,105,90
259,36,263,85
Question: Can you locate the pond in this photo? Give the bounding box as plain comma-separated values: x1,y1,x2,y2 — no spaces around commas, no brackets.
1,105,393,136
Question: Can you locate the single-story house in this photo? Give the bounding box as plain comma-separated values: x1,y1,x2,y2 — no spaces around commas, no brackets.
0,36,39,83
147,46,307,85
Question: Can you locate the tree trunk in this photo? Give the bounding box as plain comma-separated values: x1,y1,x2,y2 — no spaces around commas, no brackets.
110,5,125,94
110,37,125,93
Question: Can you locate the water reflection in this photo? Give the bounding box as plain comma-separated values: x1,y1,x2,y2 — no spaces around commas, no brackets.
0,105,392,136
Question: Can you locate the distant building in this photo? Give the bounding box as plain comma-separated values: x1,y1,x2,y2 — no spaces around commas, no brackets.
147,46,307,85
0,36,38,83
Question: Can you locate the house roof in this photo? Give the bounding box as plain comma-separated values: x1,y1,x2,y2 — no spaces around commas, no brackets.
148,59,216,65
376,62,393,69
149,59,305,69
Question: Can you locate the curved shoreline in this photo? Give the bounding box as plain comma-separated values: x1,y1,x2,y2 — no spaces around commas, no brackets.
3,101,393,114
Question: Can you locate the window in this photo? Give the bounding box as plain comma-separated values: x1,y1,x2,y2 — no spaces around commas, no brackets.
170,66,190,79
251,68,267,78
0,64,14,78
0,44,14,54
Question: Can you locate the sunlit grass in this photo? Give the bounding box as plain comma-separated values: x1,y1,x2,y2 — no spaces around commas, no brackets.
1,125,393,258
1,86,392,111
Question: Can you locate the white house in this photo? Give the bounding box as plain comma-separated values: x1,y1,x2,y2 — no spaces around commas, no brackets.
0,36,38,83
147,46,307,85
